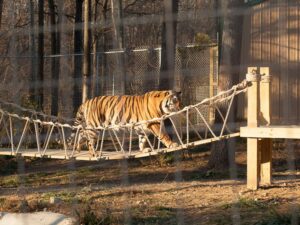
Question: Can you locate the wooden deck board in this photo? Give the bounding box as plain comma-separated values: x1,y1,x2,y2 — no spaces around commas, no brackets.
0,133,240,161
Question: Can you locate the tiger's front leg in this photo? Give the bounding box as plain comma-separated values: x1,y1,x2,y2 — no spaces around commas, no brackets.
148,123,179,149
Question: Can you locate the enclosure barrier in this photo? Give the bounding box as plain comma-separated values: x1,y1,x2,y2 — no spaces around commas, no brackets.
241,67,300,190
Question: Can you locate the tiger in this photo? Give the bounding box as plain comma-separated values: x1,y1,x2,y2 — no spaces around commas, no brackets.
72,90,181,156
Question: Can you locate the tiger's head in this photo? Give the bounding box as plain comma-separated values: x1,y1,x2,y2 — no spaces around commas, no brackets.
147,90,182,115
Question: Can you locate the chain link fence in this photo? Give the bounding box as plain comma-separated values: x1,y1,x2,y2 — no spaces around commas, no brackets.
97,45,218,124
0,44,218,122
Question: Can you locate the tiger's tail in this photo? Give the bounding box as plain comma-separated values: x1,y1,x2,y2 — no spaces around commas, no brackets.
55,104,86,150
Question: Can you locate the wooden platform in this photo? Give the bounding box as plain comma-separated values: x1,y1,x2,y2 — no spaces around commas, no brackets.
240,126,300,139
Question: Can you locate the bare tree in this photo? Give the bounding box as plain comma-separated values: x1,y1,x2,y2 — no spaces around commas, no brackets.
82,0,91,103
91,0,99,97
73,0,83,111
48,0,60,116
208,0,244,169
37,0,44,110
159,0,179,90
28,0,37,103
99,0,109,96
0,0,3,29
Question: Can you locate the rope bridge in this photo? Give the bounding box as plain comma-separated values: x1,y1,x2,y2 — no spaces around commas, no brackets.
0,80,250,161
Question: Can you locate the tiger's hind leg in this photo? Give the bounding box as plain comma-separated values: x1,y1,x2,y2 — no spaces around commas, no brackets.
86,130,101,157
138,134,151,153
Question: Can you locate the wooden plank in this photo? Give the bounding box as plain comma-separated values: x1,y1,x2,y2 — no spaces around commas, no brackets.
261,2,270,64
279,1,289,124
270,1,280,123
298,4,300,122
252,4,262,64
288,3,298,123
240,126,300,139
0,133,241,161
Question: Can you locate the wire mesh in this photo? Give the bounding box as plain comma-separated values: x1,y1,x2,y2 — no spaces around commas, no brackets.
0,1,299,225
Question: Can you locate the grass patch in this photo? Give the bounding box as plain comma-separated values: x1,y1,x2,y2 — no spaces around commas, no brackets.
41,191,79,203
0,156,18,175
190,169,230,180
255,208,299,225
0,197,6,207
76,206,113,225
222,197,268,211
131,205,176,225
213,199,298,225
0,175,20,188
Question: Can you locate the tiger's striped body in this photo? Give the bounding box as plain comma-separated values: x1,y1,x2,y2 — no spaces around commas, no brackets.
74,90,181,156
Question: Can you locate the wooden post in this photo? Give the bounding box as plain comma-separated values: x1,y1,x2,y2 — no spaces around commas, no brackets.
246,67,260,190
259,67,272,186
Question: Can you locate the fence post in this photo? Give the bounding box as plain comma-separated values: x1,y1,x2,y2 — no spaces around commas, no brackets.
259,67,272,186
246,67,260,190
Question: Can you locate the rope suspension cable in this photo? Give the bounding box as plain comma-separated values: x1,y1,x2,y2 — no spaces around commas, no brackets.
0,79,250,160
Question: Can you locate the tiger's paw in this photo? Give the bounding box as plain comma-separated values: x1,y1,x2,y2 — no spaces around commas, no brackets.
140,147,152,153
169,142,179,148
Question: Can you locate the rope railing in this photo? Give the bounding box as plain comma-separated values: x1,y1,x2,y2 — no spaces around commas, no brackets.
0,79,250,161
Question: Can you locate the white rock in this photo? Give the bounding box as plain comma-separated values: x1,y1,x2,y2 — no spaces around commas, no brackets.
49,197,62,204
0,212,77,225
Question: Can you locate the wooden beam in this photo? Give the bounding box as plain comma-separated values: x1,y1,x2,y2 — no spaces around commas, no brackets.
240,126,300,139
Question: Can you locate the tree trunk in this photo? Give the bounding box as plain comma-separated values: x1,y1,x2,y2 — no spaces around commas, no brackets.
100,0,109,96
73,0,83,112
111,0,125,94
37,0,44,110
28,0,37,103
82,0,91,103
91,0,99,97
159,0,179,91
208,0,244,170
48,0,60,116
0,0,4,29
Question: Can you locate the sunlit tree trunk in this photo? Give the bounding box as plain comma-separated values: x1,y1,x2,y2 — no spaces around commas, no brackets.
37,0,44,110
159,0,179,90
82,0,91,103
208,0,244,169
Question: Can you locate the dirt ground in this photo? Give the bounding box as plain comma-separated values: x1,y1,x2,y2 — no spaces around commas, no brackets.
0,139,300,225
